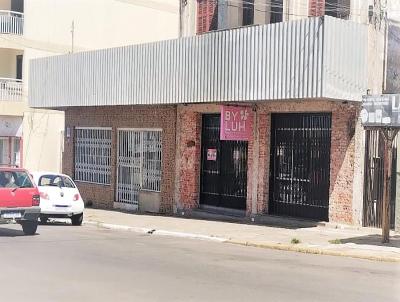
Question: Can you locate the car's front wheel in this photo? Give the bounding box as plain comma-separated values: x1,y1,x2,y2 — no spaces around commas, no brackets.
21,221,38,235
71,213,83,226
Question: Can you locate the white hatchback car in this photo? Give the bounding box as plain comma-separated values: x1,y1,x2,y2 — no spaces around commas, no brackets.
32,172,84,225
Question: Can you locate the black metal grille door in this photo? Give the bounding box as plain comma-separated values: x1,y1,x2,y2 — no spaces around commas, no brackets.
363,130,397,229
269,113,332,221
200,114,248,210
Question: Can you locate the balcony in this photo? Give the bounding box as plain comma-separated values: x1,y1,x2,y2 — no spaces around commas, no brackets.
0,77,22,101
0,10,23,35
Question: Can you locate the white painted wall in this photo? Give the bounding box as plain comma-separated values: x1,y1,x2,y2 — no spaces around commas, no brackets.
1,0,180,173
0,0,11,11
22,109,65,172
24,0,179,51
0,48,23,78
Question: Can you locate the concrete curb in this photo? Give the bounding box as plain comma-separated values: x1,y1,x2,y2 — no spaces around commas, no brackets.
85,221,152,234
226,240,400,263
84,220,400,263
84,220,227,242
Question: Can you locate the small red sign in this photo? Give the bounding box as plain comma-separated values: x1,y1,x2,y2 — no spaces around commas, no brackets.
220,106,253,141
207,149,217,161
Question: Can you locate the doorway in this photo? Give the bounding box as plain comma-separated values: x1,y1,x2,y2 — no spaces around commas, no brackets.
200,114,248,210
269,113,332,221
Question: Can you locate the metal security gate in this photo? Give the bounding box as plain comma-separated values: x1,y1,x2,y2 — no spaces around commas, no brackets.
269,113,332,221
200,114,248,210
363,130,397,228
116,129,162,210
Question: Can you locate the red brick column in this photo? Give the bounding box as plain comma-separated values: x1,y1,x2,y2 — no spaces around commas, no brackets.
246,110,264,216
246,116,255,215
178,110,202,210
256,113,270,214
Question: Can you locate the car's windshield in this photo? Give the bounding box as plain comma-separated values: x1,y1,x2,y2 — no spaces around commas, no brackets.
38,175,76,188
0,171,34,188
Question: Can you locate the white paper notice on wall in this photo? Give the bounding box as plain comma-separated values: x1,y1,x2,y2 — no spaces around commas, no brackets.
207,149,217,161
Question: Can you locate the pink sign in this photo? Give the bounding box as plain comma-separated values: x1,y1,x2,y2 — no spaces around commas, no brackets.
220,106,253,141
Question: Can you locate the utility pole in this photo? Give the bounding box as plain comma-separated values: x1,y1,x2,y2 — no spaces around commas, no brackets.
381,129,398,243
362,94,400,244
382,10,388,93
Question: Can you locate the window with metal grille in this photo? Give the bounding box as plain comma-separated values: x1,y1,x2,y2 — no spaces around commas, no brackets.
197,0,218,34
117,129,162,197
309,0,350,19
270,0,283,23
309,0,325,16
325,0,350,19
74,128,112,185
142,131,162,191
242,0,254,26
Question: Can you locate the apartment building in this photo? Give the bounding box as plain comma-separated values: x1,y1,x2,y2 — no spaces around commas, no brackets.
29,0,396,228
0,0,24,167
0,0,179,171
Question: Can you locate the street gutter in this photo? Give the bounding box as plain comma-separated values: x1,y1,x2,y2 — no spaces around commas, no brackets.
84,220,400,263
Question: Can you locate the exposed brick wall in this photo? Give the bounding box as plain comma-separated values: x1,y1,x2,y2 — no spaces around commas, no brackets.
63,105,177,213
175,103,257,215
177,109,202,209
351,116,365,226
329,105,359,224
256,113,269,214
257,100,360,224
246,112,256,215
63,100,361,224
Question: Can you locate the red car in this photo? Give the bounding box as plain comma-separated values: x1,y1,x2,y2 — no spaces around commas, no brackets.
0,167,41,235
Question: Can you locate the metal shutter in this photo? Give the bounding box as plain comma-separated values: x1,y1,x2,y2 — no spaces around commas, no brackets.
309,0,325,17
197,0,218,34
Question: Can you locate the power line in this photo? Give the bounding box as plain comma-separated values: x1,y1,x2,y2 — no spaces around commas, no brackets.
222,0,369,21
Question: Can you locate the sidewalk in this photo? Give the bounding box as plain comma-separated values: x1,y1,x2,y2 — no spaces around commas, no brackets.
84,208,400,262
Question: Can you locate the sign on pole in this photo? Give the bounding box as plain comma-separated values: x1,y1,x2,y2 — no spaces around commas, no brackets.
361,94,400,243
361,94,400,127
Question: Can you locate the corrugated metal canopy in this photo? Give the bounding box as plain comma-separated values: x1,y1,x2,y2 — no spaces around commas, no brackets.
29,16,367,108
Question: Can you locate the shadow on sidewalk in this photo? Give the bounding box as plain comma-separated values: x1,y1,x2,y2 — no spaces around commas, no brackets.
88,207,323,230
339,235,400,248
0,225,26,237
162,208,321,230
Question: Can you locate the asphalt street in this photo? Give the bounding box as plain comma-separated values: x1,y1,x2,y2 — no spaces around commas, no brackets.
0,223,399,302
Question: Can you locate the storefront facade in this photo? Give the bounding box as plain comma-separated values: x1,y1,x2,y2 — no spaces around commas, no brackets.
30,17,369,224
175,101,361,224
62,106,177,213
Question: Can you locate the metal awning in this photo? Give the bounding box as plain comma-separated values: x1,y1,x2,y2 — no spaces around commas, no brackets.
29,16,368,108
